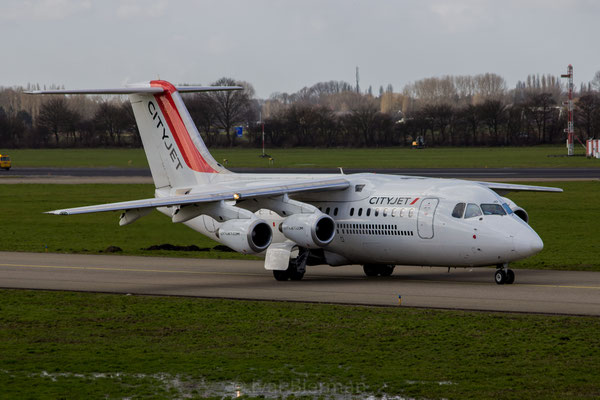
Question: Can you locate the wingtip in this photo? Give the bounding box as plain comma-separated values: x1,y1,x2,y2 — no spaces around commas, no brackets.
44,210,69,215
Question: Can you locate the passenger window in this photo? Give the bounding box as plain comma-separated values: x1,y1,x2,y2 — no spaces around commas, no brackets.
350,208,354,216
391,208,397,217
399,208,405,217
452,203,466,218
383,208,388,217
334,207,338,216
358,208,363,216
326,207,330,215
408,209,414,218
464,203,482,218
366,208,371,217
374,208,379,217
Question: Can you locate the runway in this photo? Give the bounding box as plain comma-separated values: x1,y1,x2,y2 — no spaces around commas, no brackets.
1,252,599,316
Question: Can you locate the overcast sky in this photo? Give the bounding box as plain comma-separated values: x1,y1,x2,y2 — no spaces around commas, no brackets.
2,0,599,98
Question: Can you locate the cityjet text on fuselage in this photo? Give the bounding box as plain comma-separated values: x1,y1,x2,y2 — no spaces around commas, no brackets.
368,196,419,206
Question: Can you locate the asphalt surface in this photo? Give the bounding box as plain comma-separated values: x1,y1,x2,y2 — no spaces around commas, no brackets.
1,252,599,316
2,166,600,179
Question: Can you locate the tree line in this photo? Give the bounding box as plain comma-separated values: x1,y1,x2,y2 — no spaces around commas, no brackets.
2,72,600,149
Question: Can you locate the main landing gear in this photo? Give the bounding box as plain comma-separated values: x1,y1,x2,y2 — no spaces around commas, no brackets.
363,264,395,277
495,263,515,285
273,248,308,281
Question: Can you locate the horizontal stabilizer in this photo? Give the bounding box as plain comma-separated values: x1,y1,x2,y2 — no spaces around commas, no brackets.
25,85,242,95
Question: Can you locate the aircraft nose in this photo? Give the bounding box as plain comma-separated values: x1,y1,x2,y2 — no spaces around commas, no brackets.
514,230,544,257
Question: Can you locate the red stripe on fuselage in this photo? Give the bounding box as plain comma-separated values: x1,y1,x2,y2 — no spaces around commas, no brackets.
150,80,216,173
410,197,420,205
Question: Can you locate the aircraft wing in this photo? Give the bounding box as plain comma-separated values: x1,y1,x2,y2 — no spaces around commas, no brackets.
45,177,350,215
477,181,563,196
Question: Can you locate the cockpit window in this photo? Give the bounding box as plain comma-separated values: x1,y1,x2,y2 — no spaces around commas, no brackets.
464,203,482,218
480,204,507,216
502,203,513,214
452,203,466,218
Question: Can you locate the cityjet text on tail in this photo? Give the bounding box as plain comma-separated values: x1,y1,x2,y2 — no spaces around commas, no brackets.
27,80,561,285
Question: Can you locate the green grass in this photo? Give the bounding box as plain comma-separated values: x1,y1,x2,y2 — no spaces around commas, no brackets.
509,181,600,271
0,181,598,270
0,148,149,168
0,290,599,399
0,184,253,260
2,145,598,169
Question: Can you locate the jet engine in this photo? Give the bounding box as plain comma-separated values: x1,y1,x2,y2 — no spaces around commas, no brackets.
217,219,272,254
502,197,529,223
281,213,336,249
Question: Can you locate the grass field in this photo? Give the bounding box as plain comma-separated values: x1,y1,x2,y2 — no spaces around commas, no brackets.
0,184,251,260
1,290,599,399
0,181,598,271
1,145,598,169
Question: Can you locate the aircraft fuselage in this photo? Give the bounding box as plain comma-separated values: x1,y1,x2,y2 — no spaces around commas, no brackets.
174,173,543,269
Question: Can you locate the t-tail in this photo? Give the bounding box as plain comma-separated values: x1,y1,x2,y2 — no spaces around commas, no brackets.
26,80,242,189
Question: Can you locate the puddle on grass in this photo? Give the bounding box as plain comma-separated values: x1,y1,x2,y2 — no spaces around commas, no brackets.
2,370,453,399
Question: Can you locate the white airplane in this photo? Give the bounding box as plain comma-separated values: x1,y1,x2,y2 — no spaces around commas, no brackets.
28,80,562,285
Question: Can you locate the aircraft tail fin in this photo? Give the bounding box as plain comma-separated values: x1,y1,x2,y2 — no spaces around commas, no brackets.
26,80,242,189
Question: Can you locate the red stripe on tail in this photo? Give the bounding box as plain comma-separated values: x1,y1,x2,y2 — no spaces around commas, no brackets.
151,80,216,173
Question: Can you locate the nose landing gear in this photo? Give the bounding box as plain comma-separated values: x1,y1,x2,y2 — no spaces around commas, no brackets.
495,263,515,285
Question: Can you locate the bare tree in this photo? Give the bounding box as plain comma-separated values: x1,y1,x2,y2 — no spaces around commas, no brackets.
348,97,380,146
576,93,600,140
525,93,557,144
478,99,507,145
590,71,600,92
186,93,219,146
422,103,454,145
37,97,75,146
94,101,130,146
210,77,253,147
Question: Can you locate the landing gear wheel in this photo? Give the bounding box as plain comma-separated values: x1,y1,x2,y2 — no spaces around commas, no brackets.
363,264,379,277
505,269,515,284
273,270,290,281
494,269,507,285
289,269,305,281
363,264,395,277
273,248,308,282
379,265,395,277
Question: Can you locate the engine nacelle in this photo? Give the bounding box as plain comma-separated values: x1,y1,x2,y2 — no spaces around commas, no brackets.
502,197,529,224
217,219,272,254
281,213,335,249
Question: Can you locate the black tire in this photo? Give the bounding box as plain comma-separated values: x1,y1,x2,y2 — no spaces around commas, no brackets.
506,269,515,284
363,264,378,277
289,270,305,281
273,270,289,281
379,265,395,277
494,269,506,285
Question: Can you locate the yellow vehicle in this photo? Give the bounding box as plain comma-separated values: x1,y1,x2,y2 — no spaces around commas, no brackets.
0,154,11,170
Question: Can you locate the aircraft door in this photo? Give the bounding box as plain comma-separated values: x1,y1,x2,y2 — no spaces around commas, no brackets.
417,198,439,239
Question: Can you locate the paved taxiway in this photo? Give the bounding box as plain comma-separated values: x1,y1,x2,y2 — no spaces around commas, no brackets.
1,252,599,316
